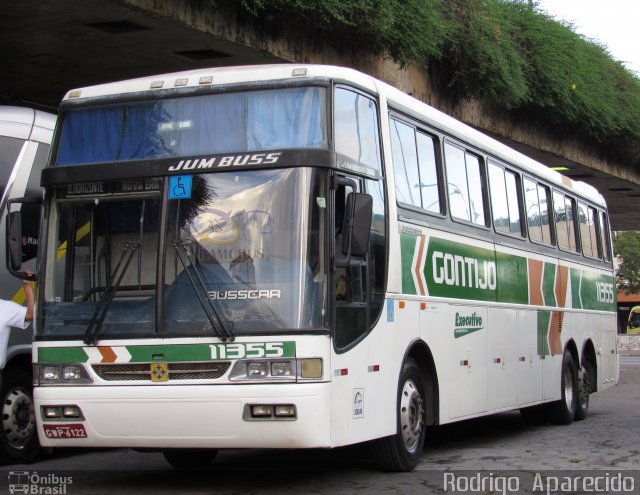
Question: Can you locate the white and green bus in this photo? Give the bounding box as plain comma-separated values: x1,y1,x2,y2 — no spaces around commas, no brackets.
1,105,56,463
9,65,617,471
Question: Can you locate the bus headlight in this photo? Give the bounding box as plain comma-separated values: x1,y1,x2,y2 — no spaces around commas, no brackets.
230,359,296,382
247,362,269,377
271,361,294,377
35,364,93,385
229,358,323,382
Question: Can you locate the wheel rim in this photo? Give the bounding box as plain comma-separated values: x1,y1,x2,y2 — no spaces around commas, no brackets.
2,388,36,449
563,365,575,412
578,368,589,409
399,378,424,453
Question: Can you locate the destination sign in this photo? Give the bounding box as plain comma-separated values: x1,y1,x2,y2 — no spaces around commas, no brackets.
60,178,161,198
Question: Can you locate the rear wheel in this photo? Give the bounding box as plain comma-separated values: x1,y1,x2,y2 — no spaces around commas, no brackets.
163,449,218,469
0,368,40,464
548,350,578,425
372,358,426,472
574,365,590,421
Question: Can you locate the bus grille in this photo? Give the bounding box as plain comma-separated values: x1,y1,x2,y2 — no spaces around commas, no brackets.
92,362,231,381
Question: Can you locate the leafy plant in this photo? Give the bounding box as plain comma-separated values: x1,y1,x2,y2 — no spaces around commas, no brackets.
615,231,640,293
203,0,640,168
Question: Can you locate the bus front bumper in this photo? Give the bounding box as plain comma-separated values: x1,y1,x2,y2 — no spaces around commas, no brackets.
35,382,331,449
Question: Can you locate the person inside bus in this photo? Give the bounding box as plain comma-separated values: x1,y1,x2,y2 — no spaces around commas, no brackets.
0,271,35,388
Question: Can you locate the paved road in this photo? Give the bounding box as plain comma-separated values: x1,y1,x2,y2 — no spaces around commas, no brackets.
2,357,639,494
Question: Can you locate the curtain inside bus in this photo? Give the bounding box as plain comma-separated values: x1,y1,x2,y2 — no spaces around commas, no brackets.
55,87,327,166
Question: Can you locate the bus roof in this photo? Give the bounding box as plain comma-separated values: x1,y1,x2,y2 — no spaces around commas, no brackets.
0,105,56,144
61,64,606,207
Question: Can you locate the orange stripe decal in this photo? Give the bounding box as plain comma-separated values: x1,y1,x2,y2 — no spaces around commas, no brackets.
98,346,117,363
414,235,427,296
528,259,544,306
555,265,569,308
549,311,564,355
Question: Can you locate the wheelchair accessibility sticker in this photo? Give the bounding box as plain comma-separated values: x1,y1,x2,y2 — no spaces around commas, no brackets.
169,175,192,200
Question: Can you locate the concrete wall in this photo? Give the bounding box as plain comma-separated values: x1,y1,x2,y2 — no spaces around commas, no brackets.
618,335,640,355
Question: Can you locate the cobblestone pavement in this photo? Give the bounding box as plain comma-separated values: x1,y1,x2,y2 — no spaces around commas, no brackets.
1,357,638,494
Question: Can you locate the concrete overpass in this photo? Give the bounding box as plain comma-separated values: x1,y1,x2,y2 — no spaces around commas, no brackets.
3,0,639,230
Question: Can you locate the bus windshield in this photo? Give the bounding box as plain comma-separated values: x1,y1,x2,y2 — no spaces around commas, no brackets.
41,168,328,339
54,87,327,166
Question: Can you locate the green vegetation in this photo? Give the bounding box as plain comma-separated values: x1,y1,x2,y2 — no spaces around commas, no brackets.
615,231,640,293
218,0,640,167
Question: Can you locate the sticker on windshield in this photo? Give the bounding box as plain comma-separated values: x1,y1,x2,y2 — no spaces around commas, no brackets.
169,175,192,199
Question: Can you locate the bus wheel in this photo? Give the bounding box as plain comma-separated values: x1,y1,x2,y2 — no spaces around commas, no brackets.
548,350,578,425
372,358,426,472
0,369,40,464
163,449,218,469
574,365,590,421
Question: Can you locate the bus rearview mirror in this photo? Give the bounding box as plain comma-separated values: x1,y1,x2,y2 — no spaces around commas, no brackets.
7,210,23,272
342,192,373,257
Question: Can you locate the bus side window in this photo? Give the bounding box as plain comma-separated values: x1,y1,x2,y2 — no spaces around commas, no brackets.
489,162,522,236
333,175,381,350
554,191,578,252
416,131,441,214
0,136,25,200
391,118,420,208
334,87,381,172
599,210,612,262
390,116,441,214
365,177,386,326
578,202,599,258
445,143,486,226
524,178,553,245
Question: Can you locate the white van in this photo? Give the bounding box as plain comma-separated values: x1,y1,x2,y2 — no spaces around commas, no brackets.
0,105,55,463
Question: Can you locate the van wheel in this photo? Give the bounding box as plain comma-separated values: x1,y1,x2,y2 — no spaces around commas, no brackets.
548,350,578,425
163,449,218,469
574,365,589,421
372,358,426,472
0,368,40,464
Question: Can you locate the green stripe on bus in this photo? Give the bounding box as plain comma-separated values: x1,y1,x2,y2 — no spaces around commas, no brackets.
537,311,551,356
129,342,296,361
128,344,213,362
571,268,582,309
454,327,483,339
495,251,528,304
575,269,616,311
38,347,88,363
37,342,297,363
542,262,556,307
400,233,418,295
425,237,498,301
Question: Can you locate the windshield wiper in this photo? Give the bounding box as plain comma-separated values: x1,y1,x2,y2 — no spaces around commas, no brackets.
173,240,234,342
83,241,140,345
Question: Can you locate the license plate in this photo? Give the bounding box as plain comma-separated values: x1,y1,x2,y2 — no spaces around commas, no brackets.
43,424,87,439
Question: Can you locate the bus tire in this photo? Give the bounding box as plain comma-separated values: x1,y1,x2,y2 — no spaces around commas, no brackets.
372,358,426,472
163,449,218,469
0,368,40,464
548,350,578,425
574,365,589,421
